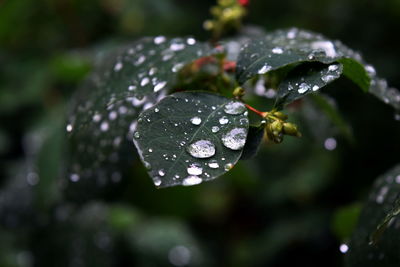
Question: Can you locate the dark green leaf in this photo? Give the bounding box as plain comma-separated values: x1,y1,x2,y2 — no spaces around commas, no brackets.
133,92,249,188
275,62,343,108
346,164,400,267
67,37,213,181
240,124,265,160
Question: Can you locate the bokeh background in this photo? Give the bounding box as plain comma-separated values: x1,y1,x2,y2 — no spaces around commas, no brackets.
1,0,400,266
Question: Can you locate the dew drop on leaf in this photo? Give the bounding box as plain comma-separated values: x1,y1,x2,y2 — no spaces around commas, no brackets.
190,116,202,125
219,116,229,125
224,101,246,115
182,175,202,186
186,140,216,158
298,83,310,94
187,163,203,175
258,64,272,74
221,128,247,150
224,163,234,171
153,177,162,186
208,160,219,169
158,169,165,176
211,126,220,133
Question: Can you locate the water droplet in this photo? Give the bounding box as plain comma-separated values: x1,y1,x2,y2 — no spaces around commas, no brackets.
224,101,246,115
70,173,80,182
321,75,336,83
208,160,219,169
272,47,283,54
221,128,247,150
134,55,145,66
168,245,191,266
339,244,349,254
258,64,272,74
93,114,102,122
154,177,162,186
298,83,310,94
170,43,185,51
395,175,400,184
187,38,196,45
158,169,165,176
128,85,137,91
324,137,337,150
141,77,150,86
154,36,166,44
100,122,109,132
66,124,73,132
134,131,140,139
187,140,216,158
182,175,202,186
224,163,233,171
190,116,202,125
154,81,167,92
365,65,376,76
328,64,339,72
187,163,203,175
211,126,220,133
172,63,184,72
219,116,229,125
148,148,153,153
109,111,118,120
312,85,320,91
114,62,123,72
311,41,337,58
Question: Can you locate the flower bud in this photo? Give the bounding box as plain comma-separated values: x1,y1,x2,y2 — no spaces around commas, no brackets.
283,122,301,137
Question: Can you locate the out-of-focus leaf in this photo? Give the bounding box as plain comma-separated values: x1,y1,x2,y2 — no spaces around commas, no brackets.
133,92,249,187
332,203,362,241
346,164,400,267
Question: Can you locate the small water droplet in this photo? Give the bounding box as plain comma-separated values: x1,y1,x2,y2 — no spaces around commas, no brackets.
66,124,73,132
100,121,109,132
170,43,185,51
158,169,165,176
312,85,320,91
258,64,272,74
321,75,336,83
154,108,159,113
208,160,219,169
154,36,166,44
134,131,140,139
190,116,202,125
219,116,229,125
187,163,203,175
172,63,184,72
182,175,202,186
187,140,216,158
70,173,80,182
211,126,220,133
272,47,283,54
134,55,146,66
154,81,167,92
224,101,246,115
141,77,150,86
154,177,162,186
328,64,339,72
148,148,153,153
114,62,123,72
224,163,233,171
339,244,349,254
324,137,337,151
298,83,310,94
186,38,196,45
221,128,247,150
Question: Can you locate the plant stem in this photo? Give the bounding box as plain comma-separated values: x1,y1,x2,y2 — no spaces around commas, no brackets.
245,104,267,117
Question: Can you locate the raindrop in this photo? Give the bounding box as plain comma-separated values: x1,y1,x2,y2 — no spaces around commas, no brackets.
190,116,202,125
93,114,102,122
187,163,203,175
158,169,165,176
182,175,202,186
154,108,159,113
170,43,185,51
221,128,247,150
324,137,337,150
187,140,216,158
70,173,80,182
109,111,118,120
224,101,246,115
312,85,320,91
258,64,272,74
153,177,162,186
298,83,310,94
339,244,349,254
148,148,153,153
128,85,137,91
365,65,376,76
186,38,196,45
100,122,109,132
141,77,150,87
211,126,220,133
219,116,229,125
154,36,166,44
328,64,339,72
272,47,283,54
311,41,337,58
154,81,167,92
321,75,336,83
134,55,145,66
208,160,219,169
66,124,73,132
114,62,123,72
224,163,233,171
134,131,140,139
172,63,184,72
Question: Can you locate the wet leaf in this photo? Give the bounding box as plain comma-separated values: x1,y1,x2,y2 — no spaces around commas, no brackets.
346,164,400,267
275,62,343,108
66,37,213,182
240,124,265,160
133,91,249,188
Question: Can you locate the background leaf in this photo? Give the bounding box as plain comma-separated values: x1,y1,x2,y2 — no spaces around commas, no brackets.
133,91,249,187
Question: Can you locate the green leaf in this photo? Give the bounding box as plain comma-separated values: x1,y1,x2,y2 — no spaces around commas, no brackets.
275,62,343,108
67,37,213,181
346,164,400,267
133,91,249,188
236,28,376,106
240,124,265,160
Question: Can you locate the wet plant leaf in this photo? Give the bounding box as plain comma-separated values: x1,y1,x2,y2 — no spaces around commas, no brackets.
346,164,400,267
240,124,265,160
133,91,249,188
66,37,213,182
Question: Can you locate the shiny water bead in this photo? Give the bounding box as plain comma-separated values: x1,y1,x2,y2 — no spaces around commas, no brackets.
182,175,202,186
221,128,247,150
224,101,246,115
187,140,216,158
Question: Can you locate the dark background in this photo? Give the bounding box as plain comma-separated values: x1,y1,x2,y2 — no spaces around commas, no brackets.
1,0,400,266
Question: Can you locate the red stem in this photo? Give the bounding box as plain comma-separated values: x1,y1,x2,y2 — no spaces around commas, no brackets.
245,104,266,117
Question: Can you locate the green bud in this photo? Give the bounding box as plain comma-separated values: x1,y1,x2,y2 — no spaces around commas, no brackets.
270,120,283,133
233,87,245,97
283,122,301,137
273,111,288,120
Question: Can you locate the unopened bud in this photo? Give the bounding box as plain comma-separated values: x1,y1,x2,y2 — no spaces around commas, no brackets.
271,120,283,133
233,87,245,97
273,111,288,120
283,122,301,137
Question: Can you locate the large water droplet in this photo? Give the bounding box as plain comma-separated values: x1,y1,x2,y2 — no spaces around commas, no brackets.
224,101,246,115
190,116,202,125
153,177,162,186
221,128,247,150
208,160,219,169
182,176,202,186
187,163,203,175
187,140,216,158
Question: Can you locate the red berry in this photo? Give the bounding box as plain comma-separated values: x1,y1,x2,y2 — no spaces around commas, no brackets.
238,0,249,6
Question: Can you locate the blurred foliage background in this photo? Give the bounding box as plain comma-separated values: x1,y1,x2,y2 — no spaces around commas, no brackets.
1,0,400,266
